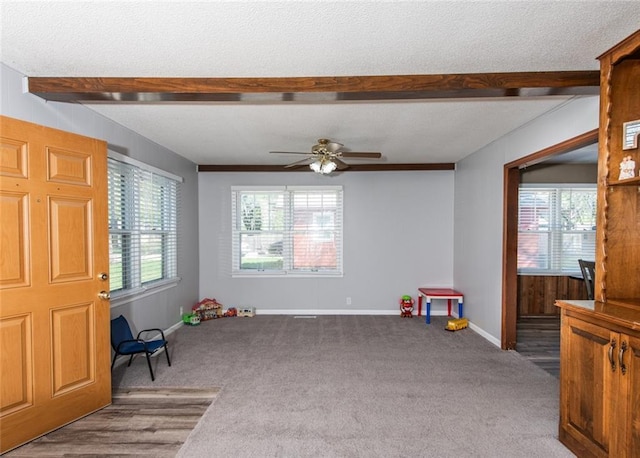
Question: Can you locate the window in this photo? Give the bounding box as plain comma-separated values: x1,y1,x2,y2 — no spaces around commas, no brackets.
232,186,343,276
108,152,181,298
517,185,596,274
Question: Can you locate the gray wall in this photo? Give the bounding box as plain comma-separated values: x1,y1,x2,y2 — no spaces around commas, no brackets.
0,63,200,332
453,96,600,344
198,170,454,314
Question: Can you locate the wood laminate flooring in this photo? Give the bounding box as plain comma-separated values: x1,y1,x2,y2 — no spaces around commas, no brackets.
516,315,561,378
5,387,219,457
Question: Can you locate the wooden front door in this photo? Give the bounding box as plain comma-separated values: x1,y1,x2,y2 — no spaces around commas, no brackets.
0,116,111,452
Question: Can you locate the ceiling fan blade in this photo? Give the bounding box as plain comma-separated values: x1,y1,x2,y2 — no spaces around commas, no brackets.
325,141,343,153
270,151,310,155
333,158,350,170
340,152,382,158
284,157,313,168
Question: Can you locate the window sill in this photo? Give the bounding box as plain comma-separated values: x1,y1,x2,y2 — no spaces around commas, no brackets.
232,272,344,278
110,277,181,308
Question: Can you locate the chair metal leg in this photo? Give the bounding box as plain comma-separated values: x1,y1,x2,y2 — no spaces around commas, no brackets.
128,354,134,367
145,352,155,381
164,344,171,367
111,353,118,370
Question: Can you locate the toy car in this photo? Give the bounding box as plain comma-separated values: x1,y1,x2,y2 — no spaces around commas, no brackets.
237,307,255,317
445,317,468,331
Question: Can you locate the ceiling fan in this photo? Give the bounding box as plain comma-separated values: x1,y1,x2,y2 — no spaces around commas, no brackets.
270,138,382,174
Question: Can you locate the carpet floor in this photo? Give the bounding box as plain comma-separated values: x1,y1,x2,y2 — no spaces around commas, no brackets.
4,387,219,457
109,315,574,458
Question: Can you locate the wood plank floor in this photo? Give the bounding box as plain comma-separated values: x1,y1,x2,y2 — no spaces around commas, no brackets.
516,316,560,378
5,387,220,457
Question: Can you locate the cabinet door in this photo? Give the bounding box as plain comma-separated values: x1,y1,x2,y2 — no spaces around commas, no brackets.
616,333,640,457
560,315,615,457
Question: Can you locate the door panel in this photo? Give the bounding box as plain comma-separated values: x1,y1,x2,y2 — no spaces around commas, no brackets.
0,191,30,288
49,196,92,282
0,116,110,453
0,137,28,178
51,303,95,396
0,314,33,415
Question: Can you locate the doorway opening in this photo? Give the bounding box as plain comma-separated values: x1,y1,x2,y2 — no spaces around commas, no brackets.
501,129,598,376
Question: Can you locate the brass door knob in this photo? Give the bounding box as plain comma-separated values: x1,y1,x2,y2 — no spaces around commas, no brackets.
98,272,109,281
98,291,110,300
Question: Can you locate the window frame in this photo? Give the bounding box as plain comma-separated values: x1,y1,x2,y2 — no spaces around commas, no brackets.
108,151,182,306
231,185,344,277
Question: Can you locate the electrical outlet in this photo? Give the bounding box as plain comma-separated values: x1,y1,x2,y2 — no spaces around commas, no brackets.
346,297,352,305
179,306,184,316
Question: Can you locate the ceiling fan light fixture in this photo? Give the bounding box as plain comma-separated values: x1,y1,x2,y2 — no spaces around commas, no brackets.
321,160,337,174
310,158,337,174
310,160,322,173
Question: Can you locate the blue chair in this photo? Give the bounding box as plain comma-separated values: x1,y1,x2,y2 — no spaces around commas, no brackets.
110,315,171,381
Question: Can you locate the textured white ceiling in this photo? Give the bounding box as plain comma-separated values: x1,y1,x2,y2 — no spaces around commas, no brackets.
1,1,638,165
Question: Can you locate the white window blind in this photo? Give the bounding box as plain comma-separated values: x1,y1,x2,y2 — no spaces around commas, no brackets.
108,155,180,295
517,186,596,274
231,186,343,276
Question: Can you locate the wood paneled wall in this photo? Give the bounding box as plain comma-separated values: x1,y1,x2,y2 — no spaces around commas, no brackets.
517,275,588,316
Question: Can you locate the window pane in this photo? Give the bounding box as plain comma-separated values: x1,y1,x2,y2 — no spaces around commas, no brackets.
241,193,284,231
517,186,596,274
517,232,550,269
109,234,124,291
293,232,338,269
291,191,339,270
240,233,284,270
141,233,163,284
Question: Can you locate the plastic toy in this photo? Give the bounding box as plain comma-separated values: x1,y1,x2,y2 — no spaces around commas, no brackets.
237,307,256,317
399,295,414,318
445,317,468,331
182,313,201,326
224,307,238,317
193,298,224,321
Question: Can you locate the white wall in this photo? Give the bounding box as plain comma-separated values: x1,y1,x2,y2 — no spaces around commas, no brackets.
453,96,600,343
0,63,200,332
199,170,454,314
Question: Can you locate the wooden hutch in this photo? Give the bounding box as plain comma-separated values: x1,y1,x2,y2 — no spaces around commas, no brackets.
556,30,640,457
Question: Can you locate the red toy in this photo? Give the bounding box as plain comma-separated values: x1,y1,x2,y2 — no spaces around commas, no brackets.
399,295,414,318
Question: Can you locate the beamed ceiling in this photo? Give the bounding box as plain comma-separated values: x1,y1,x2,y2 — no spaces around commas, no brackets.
2,2,639,170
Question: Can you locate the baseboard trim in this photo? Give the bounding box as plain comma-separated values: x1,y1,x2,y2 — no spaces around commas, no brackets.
468,321,501,347
257,309,454,316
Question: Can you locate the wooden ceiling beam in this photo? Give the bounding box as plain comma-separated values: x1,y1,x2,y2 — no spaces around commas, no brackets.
197,163,455,172
28,71,599,103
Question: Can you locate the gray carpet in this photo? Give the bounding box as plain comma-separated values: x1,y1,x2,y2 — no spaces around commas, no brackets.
112,315,575,458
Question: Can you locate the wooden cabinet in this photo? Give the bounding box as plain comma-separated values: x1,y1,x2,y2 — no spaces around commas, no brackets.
557,304,640,457
556,30,640,458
